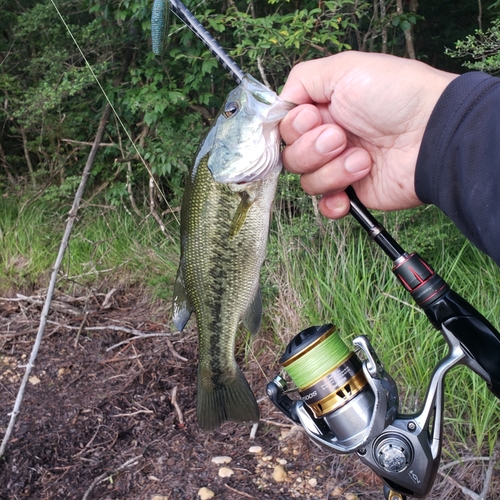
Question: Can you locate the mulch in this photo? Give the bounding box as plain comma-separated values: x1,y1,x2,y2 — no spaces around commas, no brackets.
0,290,497,499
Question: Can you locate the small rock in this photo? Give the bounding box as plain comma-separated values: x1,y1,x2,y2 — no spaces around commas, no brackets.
218,467,234,478
197,487,215,500
57,367,71,378
248,445,262,454
272,464,288,483
308,478,318,487
345,493,357,500
277,458,287,465
28,375,40,385
330,486,343,497
151,496,168,500
261,455,273,462
211,455,232,465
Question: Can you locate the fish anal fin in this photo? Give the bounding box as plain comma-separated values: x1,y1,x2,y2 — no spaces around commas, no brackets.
172,265,192,331
242,286,262,336
196,367,260,431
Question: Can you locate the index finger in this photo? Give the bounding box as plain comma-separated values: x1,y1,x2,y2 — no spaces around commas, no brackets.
279,55,339,105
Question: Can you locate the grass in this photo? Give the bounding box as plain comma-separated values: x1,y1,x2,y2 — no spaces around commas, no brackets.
2,182,499,458
0,193,179,300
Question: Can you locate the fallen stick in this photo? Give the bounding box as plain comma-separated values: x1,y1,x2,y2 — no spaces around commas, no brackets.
82,455,142,500
438,449,498,500
170,386,185,425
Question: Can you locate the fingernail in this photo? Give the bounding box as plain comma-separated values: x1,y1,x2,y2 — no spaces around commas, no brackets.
315,128,343,155
323,195,344,212
292,109,320,134
345,150,370,173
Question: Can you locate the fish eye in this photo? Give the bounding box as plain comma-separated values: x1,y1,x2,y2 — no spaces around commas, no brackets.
223,101,240,118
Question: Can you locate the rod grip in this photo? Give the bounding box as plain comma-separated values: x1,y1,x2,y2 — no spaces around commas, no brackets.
425,289,500,399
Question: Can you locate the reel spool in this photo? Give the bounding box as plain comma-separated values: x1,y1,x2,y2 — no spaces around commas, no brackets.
278,324,376,448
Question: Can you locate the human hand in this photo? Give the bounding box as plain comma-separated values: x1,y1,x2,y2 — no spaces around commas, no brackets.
279,51,458,218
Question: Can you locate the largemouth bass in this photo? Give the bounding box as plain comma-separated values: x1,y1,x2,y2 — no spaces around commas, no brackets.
172,75,293,430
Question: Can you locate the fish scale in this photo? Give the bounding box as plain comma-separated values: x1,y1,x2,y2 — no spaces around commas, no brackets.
172,75,294,430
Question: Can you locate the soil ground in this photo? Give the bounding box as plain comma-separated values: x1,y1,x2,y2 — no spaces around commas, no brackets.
0,290,498,499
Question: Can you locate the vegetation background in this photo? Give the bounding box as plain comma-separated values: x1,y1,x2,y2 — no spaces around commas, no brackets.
1,0,500,497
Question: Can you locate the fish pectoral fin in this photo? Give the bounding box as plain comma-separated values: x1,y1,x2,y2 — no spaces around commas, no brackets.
242,286,262,336
171,265,192,331
228,191,253,239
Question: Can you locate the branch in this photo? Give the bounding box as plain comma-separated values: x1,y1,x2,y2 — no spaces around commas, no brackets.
61,138,116,147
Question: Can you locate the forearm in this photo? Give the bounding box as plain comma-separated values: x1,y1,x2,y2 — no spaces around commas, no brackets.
415,72,500,265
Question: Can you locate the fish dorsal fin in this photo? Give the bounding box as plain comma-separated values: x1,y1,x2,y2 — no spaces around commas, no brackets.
242,286,262,336
229,191,253,239
172,264,192,331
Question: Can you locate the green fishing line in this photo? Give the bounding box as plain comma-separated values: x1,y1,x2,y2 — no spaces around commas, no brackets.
283,331,350,389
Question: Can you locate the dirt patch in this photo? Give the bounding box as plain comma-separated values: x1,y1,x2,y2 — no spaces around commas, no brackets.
0,291,497,499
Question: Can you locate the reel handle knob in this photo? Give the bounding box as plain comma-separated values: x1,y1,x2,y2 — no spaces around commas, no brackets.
266,376,300,423
383,484,407,500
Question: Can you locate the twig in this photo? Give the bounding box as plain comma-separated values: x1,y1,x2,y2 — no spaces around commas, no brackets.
249,423,258,440
61,138,116,147
72,425,103,457
112,409,153,417
101,288,117,309
74,313,88,348
15,293,82,316
440,456,491,471
224,484,257,499
256,56,271,89
166,338,188,362
437,471,481,500
259,418,294,429
438,449,498,500
104,331,174,351
81,455,142,500
170,386,184,425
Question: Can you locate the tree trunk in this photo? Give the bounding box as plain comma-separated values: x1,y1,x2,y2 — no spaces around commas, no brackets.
19,125,36,188
0,140,15,185
380,0,388,53
397,0,416,59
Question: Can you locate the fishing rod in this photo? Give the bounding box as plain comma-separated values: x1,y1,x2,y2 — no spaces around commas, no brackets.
156,2,500,498
152,0,245,84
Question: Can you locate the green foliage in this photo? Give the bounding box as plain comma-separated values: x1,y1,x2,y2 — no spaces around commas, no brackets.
446,19,500,74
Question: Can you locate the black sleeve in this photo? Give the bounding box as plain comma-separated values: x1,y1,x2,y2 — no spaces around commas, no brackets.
415,72,500,266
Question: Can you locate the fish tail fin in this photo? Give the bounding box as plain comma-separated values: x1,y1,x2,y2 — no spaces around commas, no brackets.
196,367,259,431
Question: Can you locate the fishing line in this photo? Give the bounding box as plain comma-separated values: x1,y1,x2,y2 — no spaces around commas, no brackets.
281,327,351,389
278,324,369,418
49,0,179,226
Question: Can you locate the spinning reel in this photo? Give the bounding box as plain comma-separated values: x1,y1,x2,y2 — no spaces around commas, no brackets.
268,188,500,499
